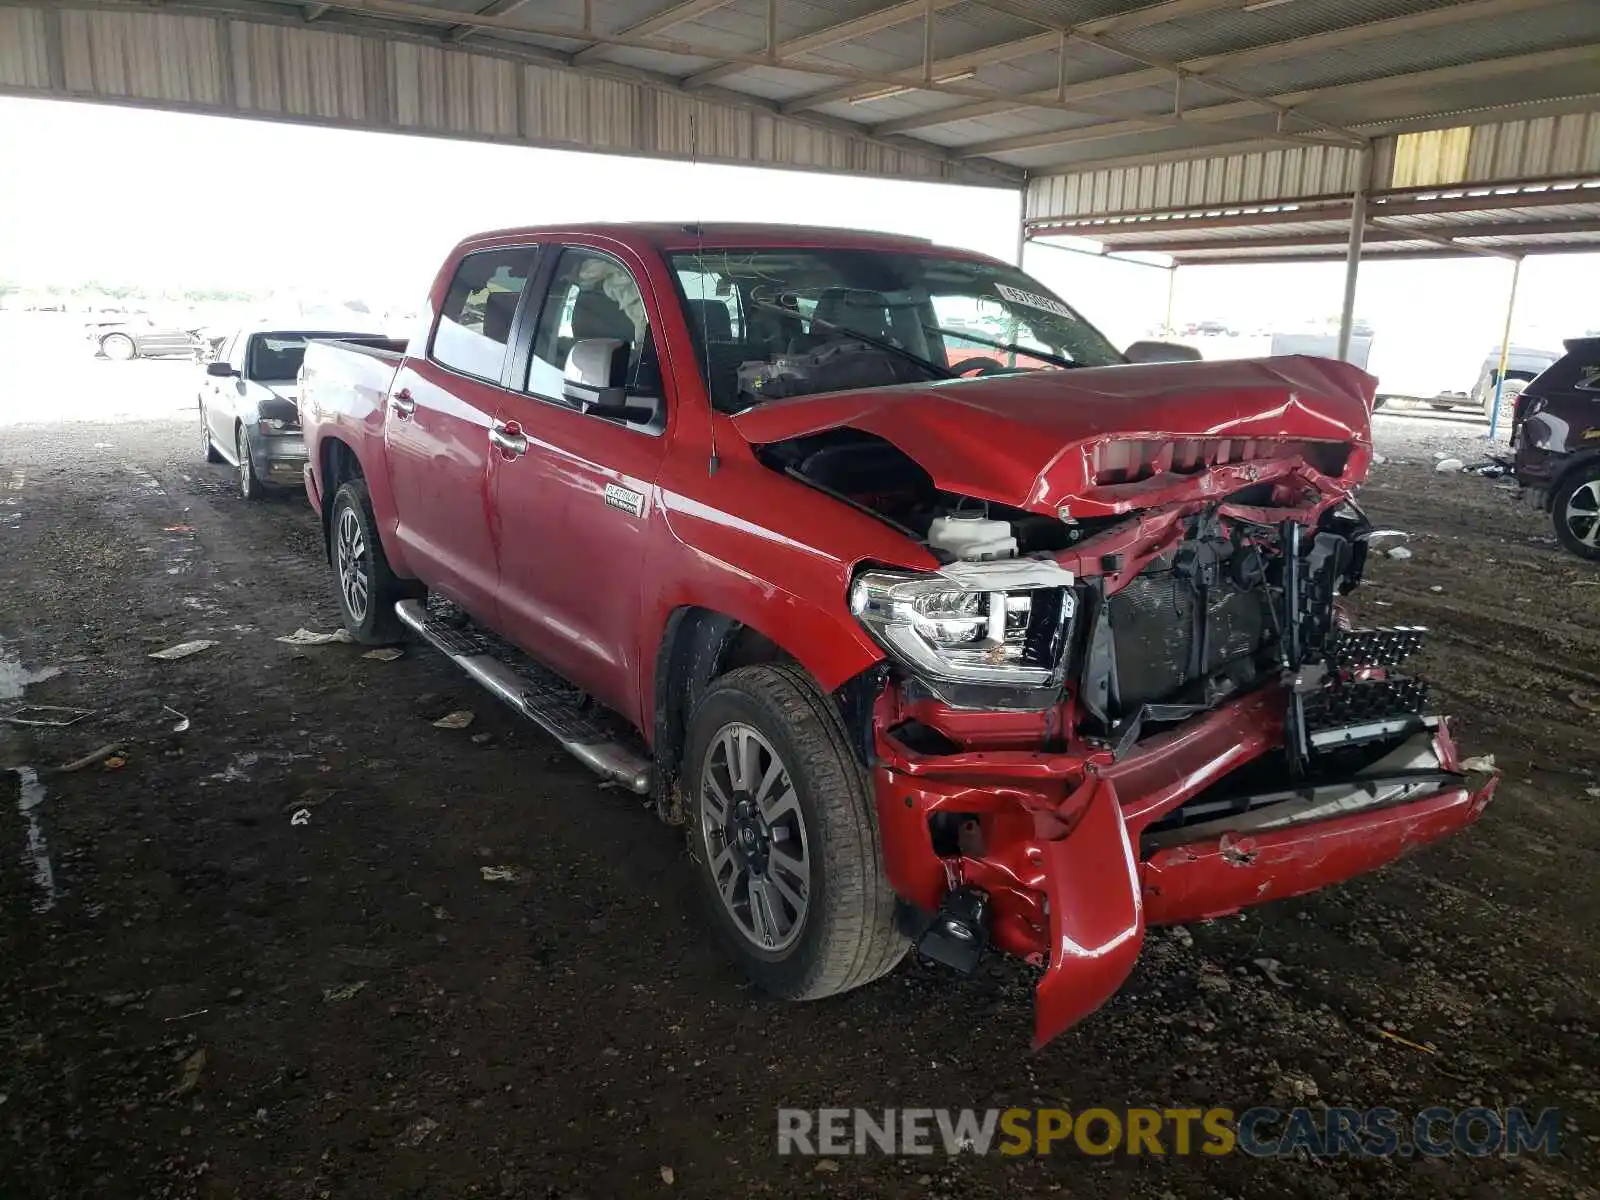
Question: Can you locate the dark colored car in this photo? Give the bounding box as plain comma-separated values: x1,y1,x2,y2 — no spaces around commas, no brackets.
199,328,384,500
1512,337,1600,558
86,315,207,360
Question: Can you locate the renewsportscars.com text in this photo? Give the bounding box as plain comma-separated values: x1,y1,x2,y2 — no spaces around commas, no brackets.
776,1106,1561,1159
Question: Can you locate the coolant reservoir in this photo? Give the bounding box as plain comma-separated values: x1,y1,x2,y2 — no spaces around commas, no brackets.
927,513,1017,561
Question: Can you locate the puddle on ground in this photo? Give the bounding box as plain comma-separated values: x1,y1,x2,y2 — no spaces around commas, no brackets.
13,767,56,912
0,643,62,701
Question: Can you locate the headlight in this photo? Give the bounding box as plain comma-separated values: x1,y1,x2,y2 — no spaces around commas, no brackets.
259,418,289,432
849,562,1076,691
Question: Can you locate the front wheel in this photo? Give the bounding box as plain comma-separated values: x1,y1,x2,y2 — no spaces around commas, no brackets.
684,663,907,1001
1552,466,1600,561
328,479,409,644
237,426,264,501
200,403,223,463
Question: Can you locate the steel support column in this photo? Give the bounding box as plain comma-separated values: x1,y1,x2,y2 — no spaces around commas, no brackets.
1336,168,1370,363
1488,255,1524,441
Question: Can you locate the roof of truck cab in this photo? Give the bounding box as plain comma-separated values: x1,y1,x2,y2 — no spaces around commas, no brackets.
462,222,984,257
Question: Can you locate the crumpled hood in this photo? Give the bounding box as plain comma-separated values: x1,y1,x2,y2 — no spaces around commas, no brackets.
731,355,1374,513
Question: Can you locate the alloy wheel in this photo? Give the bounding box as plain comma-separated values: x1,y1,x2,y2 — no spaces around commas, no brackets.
335,506,370,623
1565,480,1600,550
699,722,810,952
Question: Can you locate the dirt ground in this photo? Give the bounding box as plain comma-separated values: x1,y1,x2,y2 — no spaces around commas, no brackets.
2,387,1597,1199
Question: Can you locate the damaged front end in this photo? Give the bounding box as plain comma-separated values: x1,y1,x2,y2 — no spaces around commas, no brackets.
819,439,1493,1048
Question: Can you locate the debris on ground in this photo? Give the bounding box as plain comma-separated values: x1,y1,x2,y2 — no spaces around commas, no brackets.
361,647,404,661
1461,754,1498,773
289,808,312,826
480,865,526,883
1169,925,1194,949
659,1166,676,1185
162,525,194,534
321,981,367,1002
148,639,218,661
1434,457,1465,473
1253,958,1291,989
1569,691,1600,714
53,743,122,775
1385,546,1414,560
275,628,353,646
1371,452,1386,465
1,704,93,728
397,1115,439,1148
433,710,475,730
1376,1029,1437,1054
102,755,126,771
175,1048,207,1096
1584,786,1600,800
162,705,190,733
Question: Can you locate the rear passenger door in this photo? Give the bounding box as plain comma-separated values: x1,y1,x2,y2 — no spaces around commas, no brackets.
385,245,537,621
489,244,671,720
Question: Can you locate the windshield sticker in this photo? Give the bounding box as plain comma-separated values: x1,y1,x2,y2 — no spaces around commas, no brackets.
995,283,1077,321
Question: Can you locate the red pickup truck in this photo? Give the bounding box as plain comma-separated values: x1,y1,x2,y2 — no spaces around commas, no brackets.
298,223,1494,1048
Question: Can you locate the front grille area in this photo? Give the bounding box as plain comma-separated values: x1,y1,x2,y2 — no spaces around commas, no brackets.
1107,556,1274,709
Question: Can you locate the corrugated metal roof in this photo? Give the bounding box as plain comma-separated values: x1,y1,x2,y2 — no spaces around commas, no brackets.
10,0,1600,190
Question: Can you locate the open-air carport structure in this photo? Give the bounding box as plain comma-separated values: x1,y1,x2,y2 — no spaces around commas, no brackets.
3,0,1599,424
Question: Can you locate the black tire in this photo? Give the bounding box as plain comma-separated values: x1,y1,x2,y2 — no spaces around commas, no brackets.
200,403,223,463
683,663,906,1001
101,333,136,361
328,479,408,644
236,425,264,501
1551,465,1600,561
1484,378,1527,434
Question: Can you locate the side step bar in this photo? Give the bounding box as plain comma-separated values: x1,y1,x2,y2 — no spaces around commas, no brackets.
394,599,653,795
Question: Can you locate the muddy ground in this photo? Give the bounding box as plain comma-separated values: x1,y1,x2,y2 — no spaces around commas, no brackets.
2,393,1597,1199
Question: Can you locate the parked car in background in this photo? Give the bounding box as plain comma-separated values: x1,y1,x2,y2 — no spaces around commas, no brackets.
1375,344,1560,424
85,314,207,361
1512,337,1600,558
200,328,385,500
296,223,1492,1049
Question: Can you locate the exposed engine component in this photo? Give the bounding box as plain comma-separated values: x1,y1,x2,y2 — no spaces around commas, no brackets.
926,512,1017,561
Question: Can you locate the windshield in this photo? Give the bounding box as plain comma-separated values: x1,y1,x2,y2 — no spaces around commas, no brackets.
248,334,311,382
670,248,1123,411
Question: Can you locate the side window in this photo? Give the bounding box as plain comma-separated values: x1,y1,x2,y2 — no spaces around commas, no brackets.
528,248,658,403
431,247,536,381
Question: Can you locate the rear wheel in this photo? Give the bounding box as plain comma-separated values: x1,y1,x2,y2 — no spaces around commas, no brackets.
328,479,408,644
1484,378,1527,434
101,333,136,361
684,663,906,1001
1553,465,1600,561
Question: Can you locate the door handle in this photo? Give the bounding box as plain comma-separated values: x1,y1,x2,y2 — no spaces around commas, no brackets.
391,387,416,416
490,420,528,460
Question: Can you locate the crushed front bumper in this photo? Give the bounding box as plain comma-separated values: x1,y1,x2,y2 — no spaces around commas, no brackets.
874,684,1495,1049
250,431,307,485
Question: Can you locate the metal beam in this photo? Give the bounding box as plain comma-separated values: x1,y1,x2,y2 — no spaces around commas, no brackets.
1173,244,1591,265
953,43,1600,158
1487,256,1524,439
887,0,1553,138
447,0,537,44
681,0,966,90
304,3,331,17
1337,168,1369,361
570,0,742,64
289,0,1348,150
1084,217,1600,255
781,0,1245,117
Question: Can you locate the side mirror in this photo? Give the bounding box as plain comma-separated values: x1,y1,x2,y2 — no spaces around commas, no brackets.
562,338,656,424
206,361,236,377
1124,340,1203,364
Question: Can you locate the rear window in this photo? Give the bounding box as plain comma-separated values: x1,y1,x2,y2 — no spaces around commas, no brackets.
1528,339,1600,397
431,247,537,381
